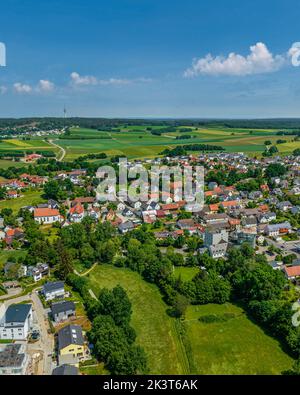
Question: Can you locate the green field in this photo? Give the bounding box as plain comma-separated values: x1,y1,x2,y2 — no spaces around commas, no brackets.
87,265,294,375
0,159,29,169
0,126,296,163
183,303,294,375
173,266,199,281
80,363,109,375
0,138,59,166
88,264,187,374
0,190,45,213
51,126,291,160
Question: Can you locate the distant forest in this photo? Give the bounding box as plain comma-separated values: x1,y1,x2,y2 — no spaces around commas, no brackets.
2,117,300,130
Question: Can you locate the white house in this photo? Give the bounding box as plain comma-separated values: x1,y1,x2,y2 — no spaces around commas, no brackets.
0,304,32,340
43,281,65,301
265,221,292,237
34,208,62,225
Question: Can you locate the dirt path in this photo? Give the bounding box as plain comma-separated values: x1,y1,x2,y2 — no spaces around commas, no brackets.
47,139,66,161
74,262,98,277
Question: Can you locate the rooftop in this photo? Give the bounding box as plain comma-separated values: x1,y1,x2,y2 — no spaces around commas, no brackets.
5,304,32,324
58,324,84,351
0,344,25,368
52,364,79,375
43,281,64,294
51,301,75,315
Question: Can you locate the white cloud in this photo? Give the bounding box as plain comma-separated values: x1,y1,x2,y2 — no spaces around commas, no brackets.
98,78,130,85
70,72,151,87
288,42,300,67
70,72,98,86
184,42,286,77
13,82,32,93
0,86,7,94
38,79,55,92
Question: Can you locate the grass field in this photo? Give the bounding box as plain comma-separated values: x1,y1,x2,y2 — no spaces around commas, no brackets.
87,265,294,375
0,190,45,213
80,363,109,375
50,126,292,160
0,250,27,270
173,266,199,281
0,159,28,169
0,126,296,163
183,303,294,375
0,138,59,166
88,264,187,374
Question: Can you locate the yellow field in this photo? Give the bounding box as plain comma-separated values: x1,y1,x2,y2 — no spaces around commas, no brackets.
4,139,31,148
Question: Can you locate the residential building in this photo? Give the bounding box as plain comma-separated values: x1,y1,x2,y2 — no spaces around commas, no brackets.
0,304,32,340
27,263,49,282
265,222,292,237
283,265,300,280
43,281,65,301
0,344,29,375
58,324,86,366
204,229,229,258
51,301,76,323
52,364,79,375
34,208,62,224
69,203,85,223
118,221,135,234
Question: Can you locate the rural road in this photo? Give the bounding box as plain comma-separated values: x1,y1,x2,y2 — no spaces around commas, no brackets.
48,139,66,161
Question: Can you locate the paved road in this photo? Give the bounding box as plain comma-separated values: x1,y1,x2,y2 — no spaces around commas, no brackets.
3,291,54,375
266,237,300,258
0,287,22,300
48,139,66,161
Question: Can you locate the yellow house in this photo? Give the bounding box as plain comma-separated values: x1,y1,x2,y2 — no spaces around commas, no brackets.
58,324,85,367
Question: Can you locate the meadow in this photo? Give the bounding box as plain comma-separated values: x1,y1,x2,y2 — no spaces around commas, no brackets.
87,265,294,375
0,250,27,270
0,190,45,213
0,126,295,163
52,126,287,160
183,303,294,375
88,264,188,374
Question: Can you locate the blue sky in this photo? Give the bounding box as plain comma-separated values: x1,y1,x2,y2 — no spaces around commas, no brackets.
0,0,300,118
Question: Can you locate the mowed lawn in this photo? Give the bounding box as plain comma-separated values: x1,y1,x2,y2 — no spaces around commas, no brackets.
184,303,294,375
0,190,46,213
88,264,187,374
173,266,199,281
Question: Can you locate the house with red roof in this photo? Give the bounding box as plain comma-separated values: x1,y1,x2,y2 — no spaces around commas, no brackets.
6,190,19,199
283,265,300,280
69,203,85,223
4,228,24,247
34,208,63,225
25,153,42,162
